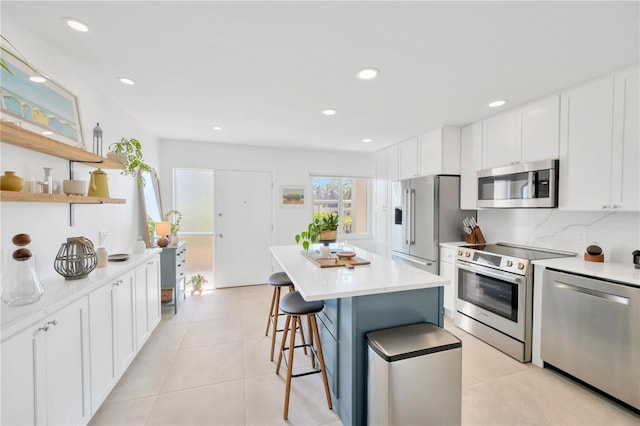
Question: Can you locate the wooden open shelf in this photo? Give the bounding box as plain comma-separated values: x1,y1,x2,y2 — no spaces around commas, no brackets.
0,190,125,204
0,122,123,169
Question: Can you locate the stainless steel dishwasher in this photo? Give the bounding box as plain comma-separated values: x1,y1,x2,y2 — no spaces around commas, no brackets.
541,269,640,410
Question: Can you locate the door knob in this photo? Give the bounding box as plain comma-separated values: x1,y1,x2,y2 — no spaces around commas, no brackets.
217,233,223,239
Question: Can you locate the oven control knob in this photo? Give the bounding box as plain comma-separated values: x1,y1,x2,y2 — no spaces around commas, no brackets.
518,263,525,270
506,260,513,267
457,250,463,256
465,252,471,257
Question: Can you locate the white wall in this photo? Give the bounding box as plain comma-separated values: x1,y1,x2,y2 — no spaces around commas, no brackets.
159,139,376,250
1,14,160,280
478,209,639,263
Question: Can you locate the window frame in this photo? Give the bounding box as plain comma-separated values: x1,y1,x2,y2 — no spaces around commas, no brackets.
309,175,372,240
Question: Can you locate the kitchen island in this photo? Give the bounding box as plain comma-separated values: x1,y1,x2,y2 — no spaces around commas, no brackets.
269,245,449,426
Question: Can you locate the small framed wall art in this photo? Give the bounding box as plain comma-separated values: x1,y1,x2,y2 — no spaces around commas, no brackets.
280,186,305,208
0,50,85,149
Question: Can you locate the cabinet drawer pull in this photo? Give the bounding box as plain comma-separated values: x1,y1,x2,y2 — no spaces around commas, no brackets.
602,205,609,209
38,319,58,333
113,280,122,286
147,261,154,265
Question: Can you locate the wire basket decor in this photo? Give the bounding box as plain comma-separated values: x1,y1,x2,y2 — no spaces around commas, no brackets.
54,236,97,280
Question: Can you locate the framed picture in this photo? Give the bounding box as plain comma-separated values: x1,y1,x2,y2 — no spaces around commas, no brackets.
280,186,306,208
1,51,85,148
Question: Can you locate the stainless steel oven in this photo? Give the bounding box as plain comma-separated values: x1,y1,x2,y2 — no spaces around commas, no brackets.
454,243,574,362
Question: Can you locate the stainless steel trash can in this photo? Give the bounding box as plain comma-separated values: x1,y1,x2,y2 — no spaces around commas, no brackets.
366,322,462,425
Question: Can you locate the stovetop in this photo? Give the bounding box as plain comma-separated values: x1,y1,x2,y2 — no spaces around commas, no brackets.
456,243,575,275
461,243,574,261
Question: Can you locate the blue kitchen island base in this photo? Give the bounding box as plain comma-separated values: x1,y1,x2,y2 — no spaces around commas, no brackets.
329,286,444,426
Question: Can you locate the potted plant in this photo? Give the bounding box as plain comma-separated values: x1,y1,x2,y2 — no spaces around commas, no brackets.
294,212,340,250
317,211,339,241
187,273,207,295
108,138,152,186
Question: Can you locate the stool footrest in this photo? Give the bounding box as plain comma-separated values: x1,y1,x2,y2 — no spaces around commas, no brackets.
279,343,320,374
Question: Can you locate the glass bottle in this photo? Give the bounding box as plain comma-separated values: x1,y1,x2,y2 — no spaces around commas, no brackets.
1,234,45,306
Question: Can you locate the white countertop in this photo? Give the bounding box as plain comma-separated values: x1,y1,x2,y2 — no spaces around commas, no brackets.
440,241,469,249
269,245,448,301
1,249,161,341
532,257,640,286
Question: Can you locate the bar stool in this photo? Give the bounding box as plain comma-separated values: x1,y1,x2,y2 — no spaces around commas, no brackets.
265,272,306,361
276,291,333,420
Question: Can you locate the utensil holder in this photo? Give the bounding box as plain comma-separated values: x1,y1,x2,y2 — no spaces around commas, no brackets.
465,227,487,244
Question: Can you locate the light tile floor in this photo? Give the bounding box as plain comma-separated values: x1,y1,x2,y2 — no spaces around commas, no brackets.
90,285,640,425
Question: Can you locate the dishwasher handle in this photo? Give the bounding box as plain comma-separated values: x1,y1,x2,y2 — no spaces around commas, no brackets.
554,281,629,305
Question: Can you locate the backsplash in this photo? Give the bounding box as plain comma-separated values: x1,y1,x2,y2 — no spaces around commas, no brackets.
477,209,640,264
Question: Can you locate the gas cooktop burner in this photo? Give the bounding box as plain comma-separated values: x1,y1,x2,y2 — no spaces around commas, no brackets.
456,243,575,275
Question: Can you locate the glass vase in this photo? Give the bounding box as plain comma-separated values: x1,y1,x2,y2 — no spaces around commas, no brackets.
2,254,45,306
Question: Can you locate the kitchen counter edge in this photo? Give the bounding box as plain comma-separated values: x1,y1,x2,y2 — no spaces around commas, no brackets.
1,249,162,341
532,257,640,286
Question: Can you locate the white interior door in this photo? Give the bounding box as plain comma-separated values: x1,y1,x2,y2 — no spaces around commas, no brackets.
214,170,273,287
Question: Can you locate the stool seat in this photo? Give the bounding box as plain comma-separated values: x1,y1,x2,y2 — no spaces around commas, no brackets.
280,291,323,315
268,272,293,286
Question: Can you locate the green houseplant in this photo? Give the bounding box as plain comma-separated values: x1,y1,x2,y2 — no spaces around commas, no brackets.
108,138,152,186
294,212,340,250
315,211,339,241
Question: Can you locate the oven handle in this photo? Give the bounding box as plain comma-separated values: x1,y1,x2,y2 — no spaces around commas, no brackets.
456,261,524,285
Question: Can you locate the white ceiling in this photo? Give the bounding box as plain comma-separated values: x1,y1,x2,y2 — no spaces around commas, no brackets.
2,1,639,152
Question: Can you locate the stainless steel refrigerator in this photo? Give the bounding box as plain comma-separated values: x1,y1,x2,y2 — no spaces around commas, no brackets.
392,175,474,274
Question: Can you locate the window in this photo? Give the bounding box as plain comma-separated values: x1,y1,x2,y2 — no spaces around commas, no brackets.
311,176,370,238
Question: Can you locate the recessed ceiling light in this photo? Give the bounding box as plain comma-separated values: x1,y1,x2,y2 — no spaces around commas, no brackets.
488,100,506,108
213,126,222,131
29,76,47,83
322,108,337,116
357,68,379,80
362,138,372,143
118,77,136,85
64,18,89,32
42,131,53,135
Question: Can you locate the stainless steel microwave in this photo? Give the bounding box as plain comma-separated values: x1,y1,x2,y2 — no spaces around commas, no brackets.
477,159,559,208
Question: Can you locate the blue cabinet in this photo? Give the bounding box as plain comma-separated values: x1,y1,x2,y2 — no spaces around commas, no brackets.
160,241,186,313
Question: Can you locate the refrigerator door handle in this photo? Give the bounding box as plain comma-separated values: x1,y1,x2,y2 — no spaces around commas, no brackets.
410,189,416,244
404,189,410,244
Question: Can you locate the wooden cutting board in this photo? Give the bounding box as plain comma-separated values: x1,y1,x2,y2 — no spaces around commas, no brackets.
301,250,370,268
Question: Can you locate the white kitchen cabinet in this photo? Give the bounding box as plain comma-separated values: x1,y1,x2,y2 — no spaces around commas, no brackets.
483,95,560,169
88,270,137,411
611,67,639,211
520,95,560,163
375,148,389,210
398,136,419,180
374,144,399,258
88,280,118,412
460,122,483,210
439,246,457,318
559,67,638,211
387,143,398,183
482,110,520,169
419,126,461,176
1,297,91,426
135,256,161,350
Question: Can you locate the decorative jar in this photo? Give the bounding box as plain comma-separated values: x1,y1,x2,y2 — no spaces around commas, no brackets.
0,171,25,191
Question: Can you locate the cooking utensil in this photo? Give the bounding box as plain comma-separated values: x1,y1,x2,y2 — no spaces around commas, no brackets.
463,226,472,235
463,217,470,229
